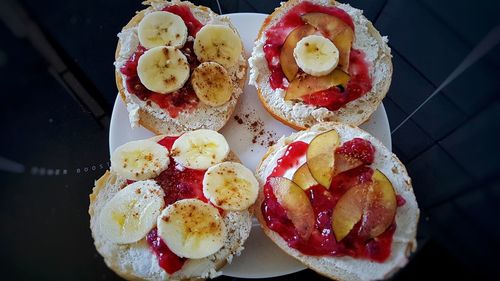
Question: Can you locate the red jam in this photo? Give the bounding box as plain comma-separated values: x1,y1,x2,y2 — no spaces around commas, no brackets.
396,195,407,207
262,1,372,110
147,228,186,274
262,139,397,262
269,141,308,177
335,137,376,165
154,159,208,206
119,5,203,118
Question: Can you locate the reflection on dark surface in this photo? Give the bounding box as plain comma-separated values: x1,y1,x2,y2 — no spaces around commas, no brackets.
0,0,499,280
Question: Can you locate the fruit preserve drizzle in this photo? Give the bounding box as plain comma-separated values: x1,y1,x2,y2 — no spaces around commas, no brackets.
147,228,186,274
262,1,372,110
262,139,396,262
120,5,202,118
143,136,213,274
269,141,309,177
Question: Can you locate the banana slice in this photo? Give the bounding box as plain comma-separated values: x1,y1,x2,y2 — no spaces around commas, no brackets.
194,24,242,68
137,46,190,94
111,139,170,181
99,180,165,244
191,62,233,107
138,11,188,49
293,34,339,77
157,199,226,259
171,129,229,170
203,162,259,211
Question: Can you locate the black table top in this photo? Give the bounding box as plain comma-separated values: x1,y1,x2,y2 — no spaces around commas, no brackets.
1,0,500,280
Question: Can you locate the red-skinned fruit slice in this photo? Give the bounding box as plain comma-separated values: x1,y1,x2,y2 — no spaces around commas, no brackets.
301,12,354,72
333,153,364,175
306,129,340,188
284,69,350,101
331,181,368,241
269,177,315,240
358,170,397,239
292,163,319,190
332,170,397,241
280,24,316,81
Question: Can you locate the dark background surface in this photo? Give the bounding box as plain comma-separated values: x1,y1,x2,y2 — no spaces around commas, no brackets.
1,0,499,280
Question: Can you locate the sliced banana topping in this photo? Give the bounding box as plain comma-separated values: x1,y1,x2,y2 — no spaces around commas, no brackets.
203,162,259,211
194,24,242,68
191,62,233,107
157,199,226,259
111,139,170,181
99,180,165,244
138,11,188,49
137,46,190,94
171,129,229,170
293,34,339,77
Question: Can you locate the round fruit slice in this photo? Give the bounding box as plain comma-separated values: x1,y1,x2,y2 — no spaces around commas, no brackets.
280,24,316,81
203,162,259,211
301,12,354,72
99,180,165,244
194,24,242,68
293,34,339,77
191,62,233,107
111,139,170,181
138,11,188,49
157,199,226,259
306,129,340,188
137,46,190,94
171,129,229,170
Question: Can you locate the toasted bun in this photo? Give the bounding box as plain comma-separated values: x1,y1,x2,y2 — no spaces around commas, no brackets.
255,122,419,281
249,0,393,129
115,0,247,135
89,144,252,281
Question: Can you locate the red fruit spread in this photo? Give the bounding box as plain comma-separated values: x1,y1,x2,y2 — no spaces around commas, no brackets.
262,1,372,111
123,136,214,274
119,5,203,118
261,138,398,262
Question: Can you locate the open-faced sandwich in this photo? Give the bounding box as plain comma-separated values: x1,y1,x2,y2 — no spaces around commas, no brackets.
89,129,259,280
249,0,392,129
255,122,419,281
115,0,247,134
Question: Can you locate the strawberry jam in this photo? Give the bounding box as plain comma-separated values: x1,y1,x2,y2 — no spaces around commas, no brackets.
262,138,397,262
269,141,308,177
335,138,376,165
120,5,203,118
143,136,214,274
147,228,186,274
262,1,372,110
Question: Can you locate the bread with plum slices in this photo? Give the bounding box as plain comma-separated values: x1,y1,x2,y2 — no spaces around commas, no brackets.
89,129,259,280
115,0,247,135
255,122,419,281
249,0,393,130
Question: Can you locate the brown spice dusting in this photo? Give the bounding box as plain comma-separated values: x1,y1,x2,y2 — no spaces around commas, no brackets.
232,109,279,148
234,115,243,124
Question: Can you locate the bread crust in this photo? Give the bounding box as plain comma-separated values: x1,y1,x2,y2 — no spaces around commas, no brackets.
255,122,419,281
89,142,252,281
115,1,247,135
251,0,393,129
